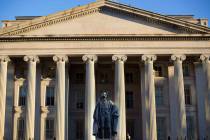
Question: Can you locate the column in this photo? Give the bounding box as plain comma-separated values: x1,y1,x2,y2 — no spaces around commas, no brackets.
194,62,206,140
200,54,210,139
0,56,10,140
141,55,157,140
112,55,127,140
168,65,179,140
24,55,39,140
82,55,97,140
171,54,187,139
53,55,68,140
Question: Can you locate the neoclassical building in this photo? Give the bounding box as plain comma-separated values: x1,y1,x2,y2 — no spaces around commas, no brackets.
0,0,210,140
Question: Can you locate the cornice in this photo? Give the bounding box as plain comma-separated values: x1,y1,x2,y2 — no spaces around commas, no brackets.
0,34,210,42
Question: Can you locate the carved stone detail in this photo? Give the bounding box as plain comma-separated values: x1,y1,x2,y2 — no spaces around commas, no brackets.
40,106,49,114
82,55,98,62
23,55,40,63
171,54,186,62
13,106,21,113
142,54,157,62
53,55,68,62
200,54,210,63
112,55,127,62
0,56,10,62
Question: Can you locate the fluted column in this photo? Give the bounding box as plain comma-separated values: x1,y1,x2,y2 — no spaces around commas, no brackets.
24,55,39,140
0,56,10,140
82,55,97,140
112,55,127,140
141,55,157,140
53,55,68,140
171,54,187,139
200,54,210,139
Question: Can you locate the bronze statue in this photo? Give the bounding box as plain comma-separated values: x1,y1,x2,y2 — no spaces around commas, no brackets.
93,92,119,140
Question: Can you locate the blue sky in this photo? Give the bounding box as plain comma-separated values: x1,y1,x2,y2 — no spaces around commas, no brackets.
0,0,210,27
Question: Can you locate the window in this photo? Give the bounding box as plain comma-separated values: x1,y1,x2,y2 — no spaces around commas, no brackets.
76,91,84,109
45,119,54,139
126,91,134,109
126,119,135,139
19,85,26,106
184,85,191,105
17,118,24,140
100,72,109,84
154,65,163,77
42,66,55,78
204,22,207,26
45,86,55,106
183,64,190,77
157,117,166,140
76,73,84,83
187,116,195,140
15,65,26,78
155,86,164,106
76,120,84,140
126,72,134,84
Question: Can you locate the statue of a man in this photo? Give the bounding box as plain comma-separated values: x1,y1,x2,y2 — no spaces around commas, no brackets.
93,92,119,140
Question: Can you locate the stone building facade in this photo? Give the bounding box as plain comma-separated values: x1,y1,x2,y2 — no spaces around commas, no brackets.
0,0,210,140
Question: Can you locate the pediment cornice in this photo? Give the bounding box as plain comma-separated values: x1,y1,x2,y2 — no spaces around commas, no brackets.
0,0,210,36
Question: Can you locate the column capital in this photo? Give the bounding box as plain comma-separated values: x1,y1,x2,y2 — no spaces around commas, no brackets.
24,55,39,63
171,54,186,62
53,55,68,62
200,54,210,63
112,55,127,62
0,56,10,63
13,106,21,114
40,106,49,114
141,54,157,62
82,55,97,62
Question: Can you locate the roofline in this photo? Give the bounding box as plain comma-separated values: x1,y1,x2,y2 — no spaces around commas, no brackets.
167,15,194,16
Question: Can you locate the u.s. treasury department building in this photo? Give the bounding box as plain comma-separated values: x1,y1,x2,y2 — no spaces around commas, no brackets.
0,0,210,140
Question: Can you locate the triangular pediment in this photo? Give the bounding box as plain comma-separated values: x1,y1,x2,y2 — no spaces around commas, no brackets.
19,12,179,36
0,0,209,36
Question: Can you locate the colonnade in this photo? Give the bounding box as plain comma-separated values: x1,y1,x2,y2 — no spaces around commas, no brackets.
0,54,210,140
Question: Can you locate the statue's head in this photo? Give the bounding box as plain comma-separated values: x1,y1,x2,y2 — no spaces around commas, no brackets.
100,91,108,101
